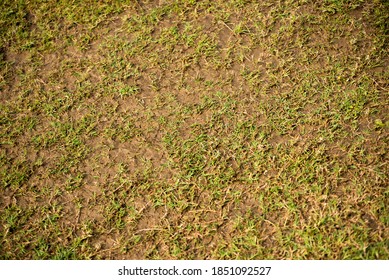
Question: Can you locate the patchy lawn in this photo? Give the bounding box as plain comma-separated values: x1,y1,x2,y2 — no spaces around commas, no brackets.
0,0,388,259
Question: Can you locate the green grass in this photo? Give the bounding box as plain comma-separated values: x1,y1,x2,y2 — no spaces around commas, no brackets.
0,0,388,259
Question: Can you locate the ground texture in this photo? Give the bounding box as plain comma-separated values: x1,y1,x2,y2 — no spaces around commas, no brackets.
1,0,388,259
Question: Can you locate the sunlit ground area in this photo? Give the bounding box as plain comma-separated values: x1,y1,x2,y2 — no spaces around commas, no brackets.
1,0,388,259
